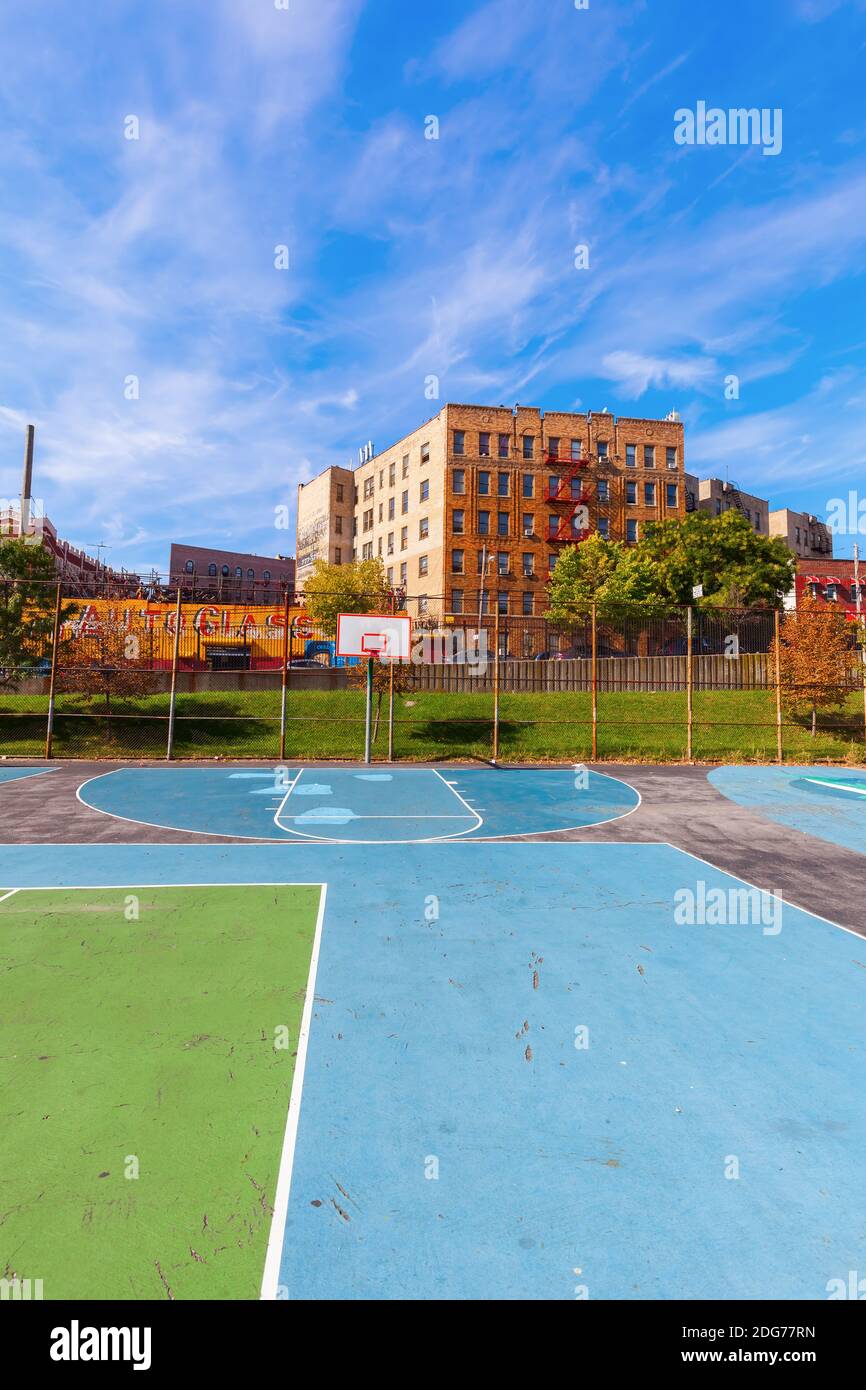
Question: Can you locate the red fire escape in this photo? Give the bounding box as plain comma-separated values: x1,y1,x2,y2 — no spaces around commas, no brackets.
544,449,593,545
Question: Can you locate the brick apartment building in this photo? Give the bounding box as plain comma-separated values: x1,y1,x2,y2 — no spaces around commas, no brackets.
168,543,295,603
296,403,686,617
769,508,833,560
795,556,865,620
684,474,770,534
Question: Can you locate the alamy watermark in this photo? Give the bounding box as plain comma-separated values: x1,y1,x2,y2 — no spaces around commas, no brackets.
674,880,782,935
674,102,782,157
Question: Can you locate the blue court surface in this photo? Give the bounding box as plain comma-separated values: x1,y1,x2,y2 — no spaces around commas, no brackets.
3,837,865,1301
77,765,639,841
0,766,57,785
710,765,866,858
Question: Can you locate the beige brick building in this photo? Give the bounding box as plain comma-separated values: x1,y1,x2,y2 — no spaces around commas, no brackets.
296,403,686,617
768,507,833,560
683,475,770,535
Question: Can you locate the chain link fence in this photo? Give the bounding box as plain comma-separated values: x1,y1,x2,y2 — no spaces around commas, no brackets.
0,582,864,763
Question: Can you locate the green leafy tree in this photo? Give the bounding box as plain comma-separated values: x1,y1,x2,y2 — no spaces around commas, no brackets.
0,538,76,686
639,510,794,608
302,558,393,635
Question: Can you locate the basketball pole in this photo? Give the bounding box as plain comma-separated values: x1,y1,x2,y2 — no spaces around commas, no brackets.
364,656,374,764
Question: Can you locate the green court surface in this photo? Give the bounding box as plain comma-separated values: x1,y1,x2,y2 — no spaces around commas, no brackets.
0,883,321,1300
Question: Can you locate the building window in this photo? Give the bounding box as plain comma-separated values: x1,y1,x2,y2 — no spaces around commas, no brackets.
548,515,560,538
389,462,396,486
522,435,534,459
402,455,409,478
263,570,271,582
522,592,533,615
401,491,408,513
453,468,465,495
388,497,395,520
208,563,217,576
644,482,656,506
387,532,394,555
184,559,194,573
497,511,509,536
453,430,465,456
420,479,429,502
643,445,655,468
479,432,490,457
386,566,393,584
400,526,408,550
666,483,678,508
452,589,463,615
234,566,243,578
335,516,343,535
363,508,373,530
598,518,610,539
522,552,534,576
400,562,407,584
421,442,430,464
247,568,254,579
221,564,230,576
478,511,490,535
626,444,636,468
571,439,582,460
479,592,490,615
452,549,464,574
666,446,677,470
419,517,429,539
453,509,465,534
570,476,583,500
597,480,609,502
335,548,342,564
522,473,533,498
364,477,374,499
362,542,373,561
498,591,508,614
626,481,637,504
498,433,510,458
548,554,557,574
419,555,428,577
477,552,487,574
336,483,344,502
597,441,609,460
548,437,560,460
497,471,509,496
379,470,384,490
626,520,638,543
497,551,508,575
522,513,534,536
478,470,491,495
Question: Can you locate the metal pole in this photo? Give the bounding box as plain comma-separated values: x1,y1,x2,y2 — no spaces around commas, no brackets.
166,585,183,760
364,657,373,764
774,607,783,765
492,606,500,763
44,579,63,759
279,592,291,761
686,604,694,763
591,602,598,760
477,543,487,628
387,655,395,762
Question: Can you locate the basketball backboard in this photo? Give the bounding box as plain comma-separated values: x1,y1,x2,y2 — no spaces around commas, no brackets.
336,612,412,661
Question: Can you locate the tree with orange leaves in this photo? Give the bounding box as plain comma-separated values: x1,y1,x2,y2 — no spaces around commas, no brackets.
771,596,855,737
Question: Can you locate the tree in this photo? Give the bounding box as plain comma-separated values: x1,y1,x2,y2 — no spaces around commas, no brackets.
0,539,76,686
302,558,392,634
546,536,622,622
345,657,413,742
640,510,795,609
55,621,158,736
771,596,855,737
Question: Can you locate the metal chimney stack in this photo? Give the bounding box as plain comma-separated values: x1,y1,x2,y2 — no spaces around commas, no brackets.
21,424,35,536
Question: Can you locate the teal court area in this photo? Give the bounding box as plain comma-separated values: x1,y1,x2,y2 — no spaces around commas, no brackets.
709,765,866,857
1,835,865,1301
77,764,640,842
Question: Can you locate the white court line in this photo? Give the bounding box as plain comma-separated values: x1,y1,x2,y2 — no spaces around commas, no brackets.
260,882,328,1301
272,768,306,832
0,887,20,903
803,778,866,797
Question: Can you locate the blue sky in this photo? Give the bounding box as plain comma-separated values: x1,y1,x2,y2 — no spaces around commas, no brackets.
1,0,865,573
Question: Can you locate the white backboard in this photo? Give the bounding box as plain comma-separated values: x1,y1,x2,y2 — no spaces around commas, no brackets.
336,612,412,661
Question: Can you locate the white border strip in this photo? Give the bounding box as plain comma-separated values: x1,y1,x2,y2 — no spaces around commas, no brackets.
260,882,328,1300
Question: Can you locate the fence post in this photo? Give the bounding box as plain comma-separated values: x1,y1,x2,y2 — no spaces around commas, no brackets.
686,605,694,763
774,608,783,765
387,656,395,761
591,602,598,760
492,608,500,763
44,580,63,759
279,591,290,760
166,586,183,761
